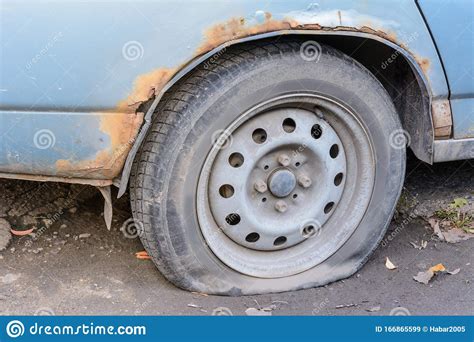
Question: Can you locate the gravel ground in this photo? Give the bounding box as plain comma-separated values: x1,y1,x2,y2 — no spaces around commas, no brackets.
0,154,473,316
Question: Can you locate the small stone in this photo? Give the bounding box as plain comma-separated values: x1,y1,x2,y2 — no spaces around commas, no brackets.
79,233,91,239
0,273,20,284
69,207,77,214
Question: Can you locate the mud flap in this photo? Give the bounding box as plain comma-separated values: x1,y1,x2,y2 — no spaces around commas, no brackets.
97,186,113,230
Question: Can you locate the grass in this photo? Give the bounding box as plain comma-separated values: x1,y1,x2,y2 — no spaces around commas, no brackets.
434,198,474,233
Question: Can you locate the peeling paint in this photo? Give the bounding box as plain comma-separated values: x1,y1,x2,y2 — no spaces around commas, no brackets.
117,68,176,112
121,12,431,111
55,111,144,178
432,99,452,139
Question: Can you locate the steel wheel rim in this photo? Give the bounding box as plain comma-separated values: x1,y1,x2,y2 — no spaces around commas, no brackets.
197,94,375,278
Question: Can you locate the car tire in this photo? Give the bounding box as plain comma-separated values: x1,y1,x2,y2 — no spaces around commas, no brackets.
129,39,406,295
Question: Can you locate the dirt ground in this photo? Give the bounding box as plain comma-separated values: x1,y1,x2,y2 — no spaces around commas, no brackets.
0,154,473,316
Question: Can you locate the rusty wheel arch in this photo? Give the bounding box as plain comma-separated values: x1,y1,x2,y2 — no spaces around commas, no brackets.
118,30,435,197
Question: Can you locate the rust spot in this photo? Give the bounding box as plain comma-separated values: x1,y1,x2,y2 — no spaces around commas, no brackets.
117,67,176,112
432,99,452,139
196,14,298,55
416,57,431,74
55,111,144,178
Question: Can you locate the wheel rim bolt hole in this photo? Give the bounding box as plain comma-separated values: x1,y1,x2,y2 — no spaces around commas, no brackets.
225,213,241,225
282,118,296,133
302,225,316,238
334,173,343,186
311,124,322,139
229,152,244,167
219,184,234,198
330,144,339,159
245,232,260,243
273,236,287,246
252,128,267,144
324,202,335,214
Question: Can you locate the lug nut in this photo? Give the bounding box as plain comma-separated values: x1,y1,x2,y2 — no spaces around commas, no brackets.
275,200,288,213
254,180,267,193
298,175,312,188
277,154,291,167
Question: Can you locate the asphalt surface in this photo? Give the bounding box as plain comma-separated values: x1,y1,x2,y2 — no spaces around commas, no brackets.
0,155,473,316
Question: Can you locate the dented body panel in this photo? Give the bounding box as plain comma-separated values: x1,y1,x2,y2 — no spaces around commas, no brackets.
0,0,471,184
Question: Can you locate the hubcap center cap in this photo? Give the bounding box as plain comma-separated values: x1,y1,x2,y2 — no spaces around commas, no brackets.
268,168,296,198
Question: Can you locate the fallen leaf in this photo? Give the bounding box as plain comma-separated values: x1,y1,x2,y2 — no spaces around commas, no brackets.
135,251,151,260
385,257,397,270
448,268,461,275
10,228,34,236
245,307,272,316
413,263,446,284
428,218,444,240
443,228,473,243
429,263,446,272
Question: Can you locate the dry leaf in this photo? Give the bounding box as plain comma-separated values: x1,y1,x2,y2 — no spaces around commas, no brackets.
385,257,397,270
443,228,473,243
135,251,151,260
429,263,446,272
428,218,444,240
448,268,461,275
410,240,427,250
10,228,34,236
413,263,446,284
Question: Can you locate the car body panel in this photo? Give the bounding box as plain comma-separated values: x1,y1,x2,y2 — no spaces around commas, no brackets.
0,0,468,183
417,0,474,139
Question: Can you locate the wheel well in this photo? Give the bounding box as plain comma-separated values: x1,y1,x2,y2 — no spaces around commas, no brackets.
159,34,432,162
119,33,433,197
310,35,432,162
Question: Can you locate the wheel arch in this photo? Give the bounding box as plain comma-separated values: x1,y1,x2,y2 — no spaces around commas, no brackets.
118,30,435,197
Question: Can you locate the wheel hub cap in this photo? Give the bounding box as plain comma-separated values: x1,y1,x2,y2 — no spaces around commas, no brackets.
268,168,296,198
205,107,347,251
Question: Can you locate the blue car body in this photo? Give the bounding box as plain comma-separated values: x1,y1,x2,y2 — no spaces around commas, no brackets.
0,0,472,190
